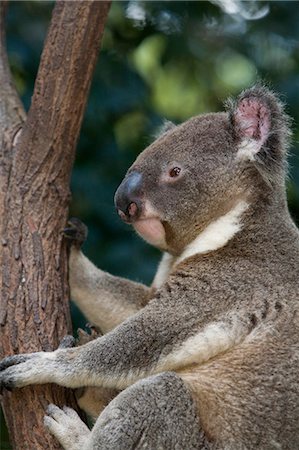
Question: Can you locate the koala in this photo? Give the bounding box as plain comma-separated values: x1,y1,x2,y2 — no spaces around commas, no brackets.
0,86,299,450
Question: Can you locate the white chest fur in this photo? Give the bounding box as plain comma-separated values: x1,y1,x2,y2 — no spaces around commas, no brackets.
176,200,249,265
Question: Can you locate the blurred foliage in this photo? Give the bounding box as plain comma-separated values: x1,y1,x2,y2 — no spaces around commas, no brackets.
1,1,299,447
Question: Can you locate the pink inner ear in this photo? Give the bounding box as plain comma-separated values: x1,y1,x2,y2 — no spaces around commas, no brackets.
235,98,270,146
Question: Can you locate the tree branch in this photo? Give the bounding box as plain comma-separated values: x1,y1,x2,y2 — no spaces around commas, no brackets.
0,1,25,126
0,1,111,448
0,0,26,235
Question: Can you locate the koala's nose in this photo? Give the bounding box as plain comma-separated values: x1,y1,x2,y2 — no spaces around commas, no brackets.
114,171,143,222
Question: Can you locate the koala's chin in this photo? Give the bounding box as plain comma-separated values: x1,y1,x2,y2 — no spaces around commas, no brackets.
133,217,166,249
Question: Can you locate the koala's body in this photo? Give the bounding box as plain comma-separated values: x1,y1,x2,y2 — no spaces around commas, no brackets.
1,86,299,450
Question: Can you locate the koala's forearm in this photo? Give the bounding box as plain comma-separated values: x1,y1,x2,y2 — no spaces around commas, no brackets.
74,307,247,389
69,248,152,332
0,299,248,391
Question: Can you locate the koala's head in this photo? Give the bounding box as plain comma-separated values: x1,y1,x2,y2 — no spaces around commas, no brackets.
115,86,291,255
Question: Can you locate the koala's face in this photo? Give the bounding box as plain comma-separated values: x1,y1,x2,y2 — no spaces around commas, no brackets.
114,88,289,254
115,113,243,254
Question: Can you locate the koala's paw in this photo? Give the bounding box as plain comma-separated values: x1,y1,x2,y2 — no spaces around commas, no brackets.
0,352,57,391
44,404,90,450
0,354,36,391
63,218,88,248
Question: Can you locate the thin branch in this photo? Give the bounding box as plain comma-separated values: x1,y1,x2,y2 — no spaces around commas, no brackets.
0,1,25,130
0,0,26,236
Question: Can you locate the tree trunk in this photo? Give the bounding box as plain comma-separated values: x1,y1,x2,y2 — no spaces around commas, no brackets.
0,1,111,448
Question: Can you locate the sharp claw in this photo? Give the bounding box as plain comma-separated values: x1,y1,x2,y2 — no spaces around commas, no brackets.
62,217,88,247
0,377,16,392
85,323,101,337
76,327,100,346
0,355,29,372
62,227,78,237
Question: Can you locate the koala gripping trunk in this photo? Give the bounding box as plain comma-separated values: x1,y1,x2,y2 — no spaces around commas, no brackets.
0,1,110,449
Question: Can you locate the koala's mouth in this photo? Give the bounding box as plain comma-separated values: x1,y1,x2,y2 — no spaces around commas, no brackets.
115,194,166,248
133,217,166,248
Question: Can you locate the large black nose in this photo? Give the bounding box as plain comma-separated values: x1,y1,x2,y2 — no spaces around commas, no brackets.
114,171,143,222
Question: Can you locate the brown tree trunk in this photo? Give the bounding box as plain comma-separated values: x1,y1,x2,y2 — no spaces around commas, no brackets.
0,1,111,448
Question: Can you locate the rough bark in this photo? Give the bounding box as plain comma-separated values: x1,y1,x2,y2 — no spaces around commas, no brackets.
0,1,26,233
0,1,111,449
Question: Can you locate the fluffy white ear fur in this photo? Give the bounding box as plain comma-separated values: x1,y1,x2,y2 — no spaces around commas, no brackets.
234,96,271,161
237,138,261,161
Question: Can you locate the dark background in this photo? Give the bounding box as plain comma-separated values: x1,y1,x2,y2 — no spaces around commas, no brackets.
1,1,299,447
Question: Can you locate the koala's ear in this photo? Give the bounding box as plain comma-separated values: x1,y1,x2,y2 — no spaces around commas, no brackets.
227,86,291,163
154,120,176,139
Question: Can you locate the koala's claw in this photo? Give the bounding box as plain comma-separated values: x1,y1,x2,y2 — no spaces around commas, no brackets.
0,352,56,391
0,377,15,393
0,354,31,372
0,355,23,393
63,218,88,248
0,354,35,391
77,326,100,346
85,323,101,337
0,355,28,392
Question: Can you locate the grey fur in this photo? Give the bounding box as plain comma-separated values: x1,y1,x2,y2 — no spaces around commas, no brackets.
86,373,204,450
0,86,299,449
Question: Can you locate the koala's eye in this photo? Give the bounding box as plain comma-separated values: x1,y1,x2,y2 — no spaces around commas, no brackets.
161,164,184,184
169,167,181,178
